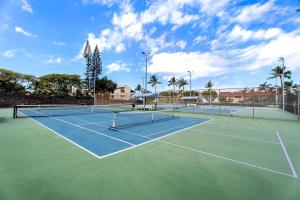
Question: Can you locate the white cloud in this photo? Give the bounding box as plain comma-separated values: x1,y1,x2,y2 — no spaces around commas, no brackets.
148,51,228,79
15,26,37,37
175,40,187,49
228,25,282,42
2,50,17,58
143,33,174,54
20,0,33,13
140,0,199,27
106,61,130,74
199,0,230,15
112,3,143,40
236,0,274,23
227,30,300,71
45,56,62,64
79,0,230,56
87,29,125,53
193,35,206,44
2,49,33,58
81,0,120,6
53,41,66,46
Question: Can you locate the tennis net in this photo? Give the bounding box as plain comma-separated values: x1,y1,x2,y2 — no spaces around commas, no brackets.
13,104,133,118
109,112,179,130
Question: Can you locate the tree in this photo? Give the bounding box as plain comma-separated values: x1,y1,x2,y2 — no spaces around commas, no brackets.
177,78,188,93
82,40,92,90
135,84,143,94
284,80,297,94
148,75,161,93
204,80,214,106
91,45,102,90
258,82,271,93
0,68,37,92
95,76,117,93
202,90,218,103
268,65,291,107
168,77,177,92
36,74,81,96
240,88,249,103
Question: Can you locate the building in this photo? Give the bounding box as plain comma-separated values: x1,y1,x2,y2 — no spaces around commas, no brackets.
110,85,132,100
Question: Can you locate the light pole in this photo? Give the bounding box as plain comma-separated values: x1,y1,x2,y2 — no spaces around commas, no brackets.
279,57,285,110
141,51,150,93
188,71,192,96
142,51,150,109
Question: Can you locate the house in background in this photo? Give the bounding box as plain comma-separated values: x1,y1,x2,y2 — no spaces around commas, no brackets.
110,85,132,100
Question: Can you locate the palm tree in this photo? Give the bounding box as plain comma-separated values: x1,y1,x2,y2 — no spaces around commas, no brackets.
268,65,291,108
148,75,161,93
240,87,248,104
176,78,188,93
258,82,272,104
205,80,214,106
284,81,297,94
135,84,142,94
258,82,271,93
168,77,177,92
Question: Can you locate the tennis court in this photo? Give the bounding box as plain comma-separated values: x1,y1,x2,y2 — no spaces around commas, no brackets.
14,105,208,158
159,104,299,120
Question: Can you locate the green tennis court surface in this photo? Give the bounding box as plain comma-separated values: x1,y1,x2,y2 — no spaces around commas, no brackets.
1,108,300,200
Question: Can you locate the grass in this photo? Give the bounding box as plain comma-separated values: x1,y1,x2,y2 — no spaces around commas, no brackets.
0,108,300,200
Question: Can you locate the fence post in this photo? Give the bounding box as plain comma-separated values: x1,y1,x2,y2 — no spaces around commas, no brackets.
252,88,255,118
297,86,300,120
218,89,221,114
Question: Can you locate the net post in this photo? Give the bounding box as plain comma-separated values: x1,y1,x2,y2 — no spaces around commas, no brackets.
112,113,116,128
13,105,16,118
151,113,154,122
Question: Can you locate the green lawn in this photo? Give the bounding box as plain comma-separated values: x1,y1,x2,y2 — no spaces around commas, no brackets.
0,108,300,200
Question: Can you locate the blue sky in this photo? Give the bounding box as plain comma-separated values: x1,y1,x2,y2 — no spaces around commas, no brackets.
0,0,300,91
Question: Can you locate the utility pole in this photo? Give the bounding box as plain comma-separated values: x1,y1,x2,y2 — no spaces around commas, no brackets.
188,71,192,96
279,57,285,110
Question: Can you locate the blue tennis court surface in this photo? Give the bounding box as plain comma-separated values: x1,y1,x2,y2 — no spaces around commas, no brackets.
25,111,208,158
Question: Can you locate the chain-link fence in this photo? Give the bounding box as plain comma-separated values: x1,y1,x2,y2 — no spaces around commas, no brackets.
156,87,299,121
0,92,93,107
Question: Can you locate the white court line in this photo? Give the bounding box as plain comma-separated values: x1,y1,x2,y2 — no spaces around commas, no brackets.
22,113,101,159
145,120,209,137
77,120,112,126
97,120,296,178
198,130,279,145
30,110,135,146
276,131,298,178
100,120,212,159
158,140,295,178
22,113,297,178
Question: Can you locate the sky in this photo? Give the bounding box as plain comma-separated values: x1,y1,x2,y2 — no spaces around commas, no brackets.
0,0,300,91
